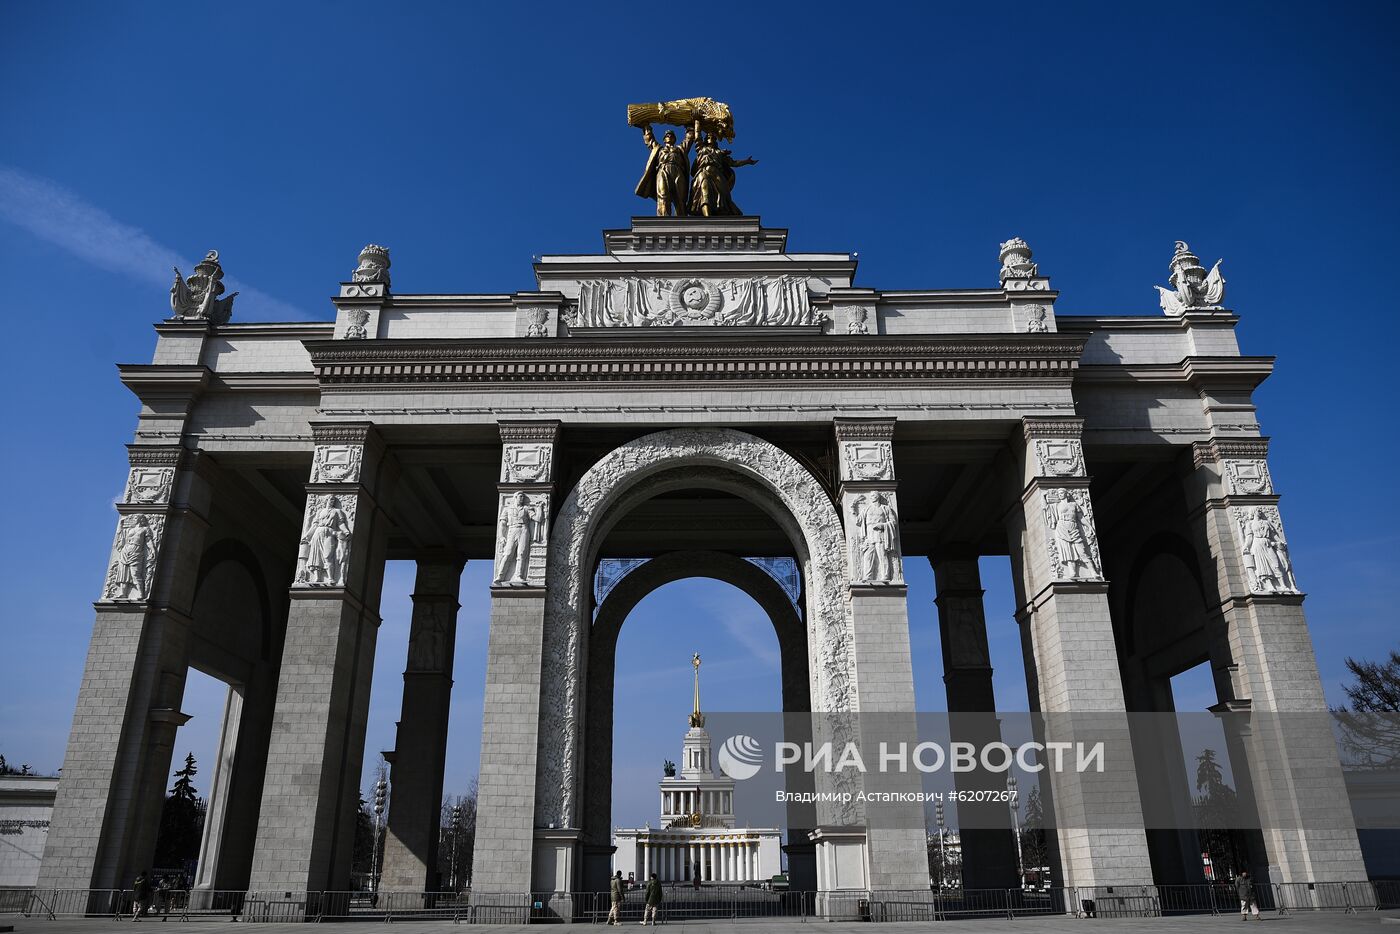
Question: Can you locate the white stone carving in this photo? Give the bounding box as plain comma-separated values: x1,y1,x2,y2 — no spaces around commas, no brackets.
1232,505,1298,594
295,493,357,587
999,237,1038,283
493,492,549,586
1155,240,1225,315
124,467,174,505
310,444,363,484
102,514,165,601
524,307,549,337
1034,439,1085,478
1223,459,1273,496
840,440,893,482
501,443,553,483
352,244,391,287
846,306,871,335
1042,488,1103,581
539,428,859,828
169,251,236,324
1025,304,1049,333
568,276,820,328
847,491,904,585
343,308,370,340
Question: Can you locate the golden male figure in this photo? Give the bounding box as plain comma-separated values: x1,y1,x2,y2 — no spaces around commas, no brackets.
636,124,692,217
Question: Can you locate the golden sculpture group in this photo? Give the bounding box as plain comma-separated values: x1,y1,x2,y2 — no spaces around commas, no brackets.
629,97,758,218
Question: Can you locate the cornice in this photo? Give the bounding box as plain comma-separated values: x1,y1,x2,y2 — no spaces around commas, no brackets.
499,420,561,444
833,419,895,441
1074,356,1274,390
118,365,212,398
304,334,1088,387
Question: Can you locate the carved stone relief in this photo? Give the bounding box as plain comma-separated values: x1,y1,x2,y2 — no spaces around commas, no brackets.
940,595,992,669
538,428,859,829
102,514,166,602
845,490,904,585
1024,304,1049,333
567,276,821,328
1034,439,1085,478
1223,459,1274,496
501,444,553,483
1231,505,1298,594
407,602,452,672
999,237,1038,283
524,307,550,338
343,308,370,340
310,444,363,484
1041,488,1103,581
493,492,549,586
846,306,871,335
124,467,174,505
352,244,391,286
840,440,894,482
294,493,357,587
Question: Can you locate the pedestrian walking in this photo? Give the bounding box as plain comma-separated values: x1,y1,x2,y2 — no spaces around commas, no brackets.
642,872,662,925
130,871,152,922
607,870,624,925
1236,869,1260,920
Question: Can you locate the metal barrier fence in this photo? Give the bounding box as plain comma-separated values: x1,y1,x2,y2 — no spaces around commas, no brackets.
6,880,1400,922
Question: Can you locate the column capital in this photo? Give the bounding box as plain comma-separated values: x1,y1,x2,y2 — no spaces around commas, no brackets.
833,418,896,442
1191,435,1271,468
499,420,562,444
1021,416,1085,442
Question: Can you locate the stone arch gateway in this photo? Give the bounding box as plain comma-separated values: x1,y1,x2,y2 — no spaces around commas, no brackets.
37,216,1368,916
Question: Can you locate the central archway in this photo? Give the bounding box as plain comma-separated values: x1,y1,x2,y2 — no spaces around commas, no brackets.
537,428,859,832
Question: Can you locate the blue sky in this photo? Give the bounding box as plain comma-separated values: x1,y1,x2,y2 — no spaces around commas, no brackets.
2,2,1398,830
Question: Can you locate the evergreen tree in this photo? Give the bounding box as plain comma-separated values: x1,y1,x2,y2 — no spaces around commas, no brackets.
153,753,205,872
1192,748,1241,878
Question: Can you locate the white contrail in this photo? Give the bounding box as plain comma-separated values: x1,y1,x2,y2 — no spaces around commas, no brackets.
0,164,312,321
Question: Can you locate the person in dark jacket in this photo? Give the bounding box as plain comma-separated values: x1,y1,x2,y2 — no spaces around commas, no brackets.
131,871,152,921
1236,869,1260,920
642,872,662,925
607,871,624,925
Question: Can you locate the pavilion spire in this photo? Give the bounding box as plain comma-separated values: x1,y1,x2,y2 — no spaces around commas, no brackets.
689,652,705,728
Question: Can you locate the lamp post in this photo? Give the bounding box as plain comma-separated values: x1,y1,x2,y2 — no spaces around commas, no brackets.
1007,775,1023,890
371,778,387,894
934,801,946,892
448,804,463,892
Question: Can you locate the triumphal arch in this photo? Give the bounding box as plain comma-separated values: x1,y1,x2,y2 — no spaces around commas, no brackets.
39,100,1367,911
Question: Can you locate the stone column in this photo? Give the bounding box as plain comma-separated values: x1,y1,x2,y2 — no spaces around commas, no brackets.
1005,417,1153,889
931,556,1020,890
39,446,213,891
833,420,930,891
247,424,394,893
1187,438,1368,883
473,422,561,894
379,555,466,892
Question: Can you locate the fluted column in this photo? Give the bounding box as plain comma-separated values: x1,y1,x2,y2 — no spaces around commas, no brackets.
380,556,466,891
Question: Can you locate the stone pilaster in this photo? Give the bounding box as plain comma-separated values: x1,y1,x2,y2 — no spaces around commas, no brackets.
832,420,927,891
248,423,394,893
39,446,214,890
474,421,560,894
379,555,466,892
1005,417,1153,889
931,555,1019,890
1188,437,1368,884
334,278,388,340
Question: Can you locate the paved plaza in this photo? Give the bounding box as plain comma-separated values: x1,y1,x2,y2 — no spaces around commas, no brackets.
6,914,1400,933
